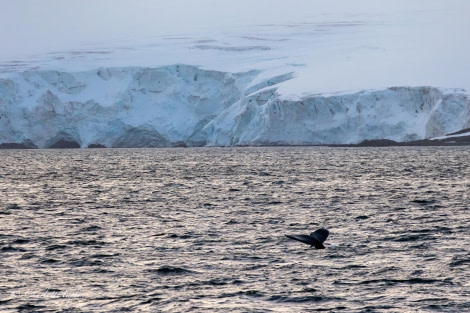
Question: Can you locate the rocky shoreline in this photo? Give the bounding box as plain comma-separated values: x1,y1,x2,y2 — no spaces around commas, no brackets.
2,134,470,149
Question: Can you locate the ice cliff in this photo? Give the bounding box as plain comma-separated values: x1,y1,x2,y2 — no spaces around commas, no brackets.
0,64,469,148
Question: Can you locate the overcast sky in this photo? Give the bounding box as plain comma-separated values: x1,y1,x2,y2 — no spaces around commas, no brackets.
1,0,469,61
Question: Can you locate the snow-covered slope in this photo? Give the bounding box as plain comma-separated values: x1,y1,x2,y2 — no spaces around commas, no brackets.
1,65,469,148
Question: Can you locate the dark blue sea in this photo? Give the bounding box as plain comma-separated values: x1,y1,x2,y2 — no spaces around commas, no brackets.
1,147,469,312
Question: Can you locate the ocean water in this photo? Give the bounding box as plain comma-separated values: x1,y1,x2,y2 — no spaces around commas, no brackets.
1,147,469,312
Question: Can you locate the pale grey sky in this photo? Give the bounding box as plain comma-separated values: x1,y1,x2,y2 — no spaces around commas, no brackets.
0,0,469,61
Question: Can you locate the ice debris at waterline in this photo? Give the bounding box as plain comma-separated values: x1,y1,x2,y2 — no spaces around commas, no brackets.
0,64,469,148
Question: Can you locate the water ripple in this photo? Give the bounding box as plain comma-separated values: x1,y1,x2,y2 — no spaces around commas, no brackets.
0,147,469,312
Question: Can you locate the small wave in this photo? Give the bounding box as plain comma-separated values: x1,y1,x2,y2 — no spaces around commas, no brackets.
218,290,264,299
20,253,36,260
409,242,431,249
357,278,441,285
45,244,68,251
244,264,268,270
268,294,324,303
166,233,192,239
69,258,104,267
1,245,26,252
139,296,163,305
449,258,470,267
94,268,115,273
225,219,239,225
393,234,431,242
41,258,60,264
90,253,119,259
203,278,230,286
80,225,102,232
258,171,273,176
373,266,402,274
66,239,106,246
17,304,47,311
411,199,437,205
0,299,11,305
146,266,193,275
343,264,368,270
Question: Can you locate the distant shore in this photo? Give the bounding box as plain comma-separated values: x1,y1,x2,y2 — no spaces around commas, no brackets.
2,135,470,150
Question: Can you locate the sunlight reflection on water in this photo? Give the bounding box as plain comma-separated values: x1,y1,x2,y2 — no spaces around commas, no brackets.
1,147,469,312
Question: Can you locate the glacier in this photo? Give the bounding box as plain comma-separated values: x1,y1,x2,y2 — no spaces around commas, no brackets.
1,64,469,148
1,1,470,148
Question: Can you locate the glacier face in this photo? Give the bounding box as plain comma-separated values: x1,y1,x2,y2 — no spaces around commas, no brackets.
0,64,469,148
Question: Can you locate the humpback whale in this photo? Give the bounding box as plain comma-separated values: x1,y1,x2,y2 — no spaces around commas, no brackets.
285,228,329,249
